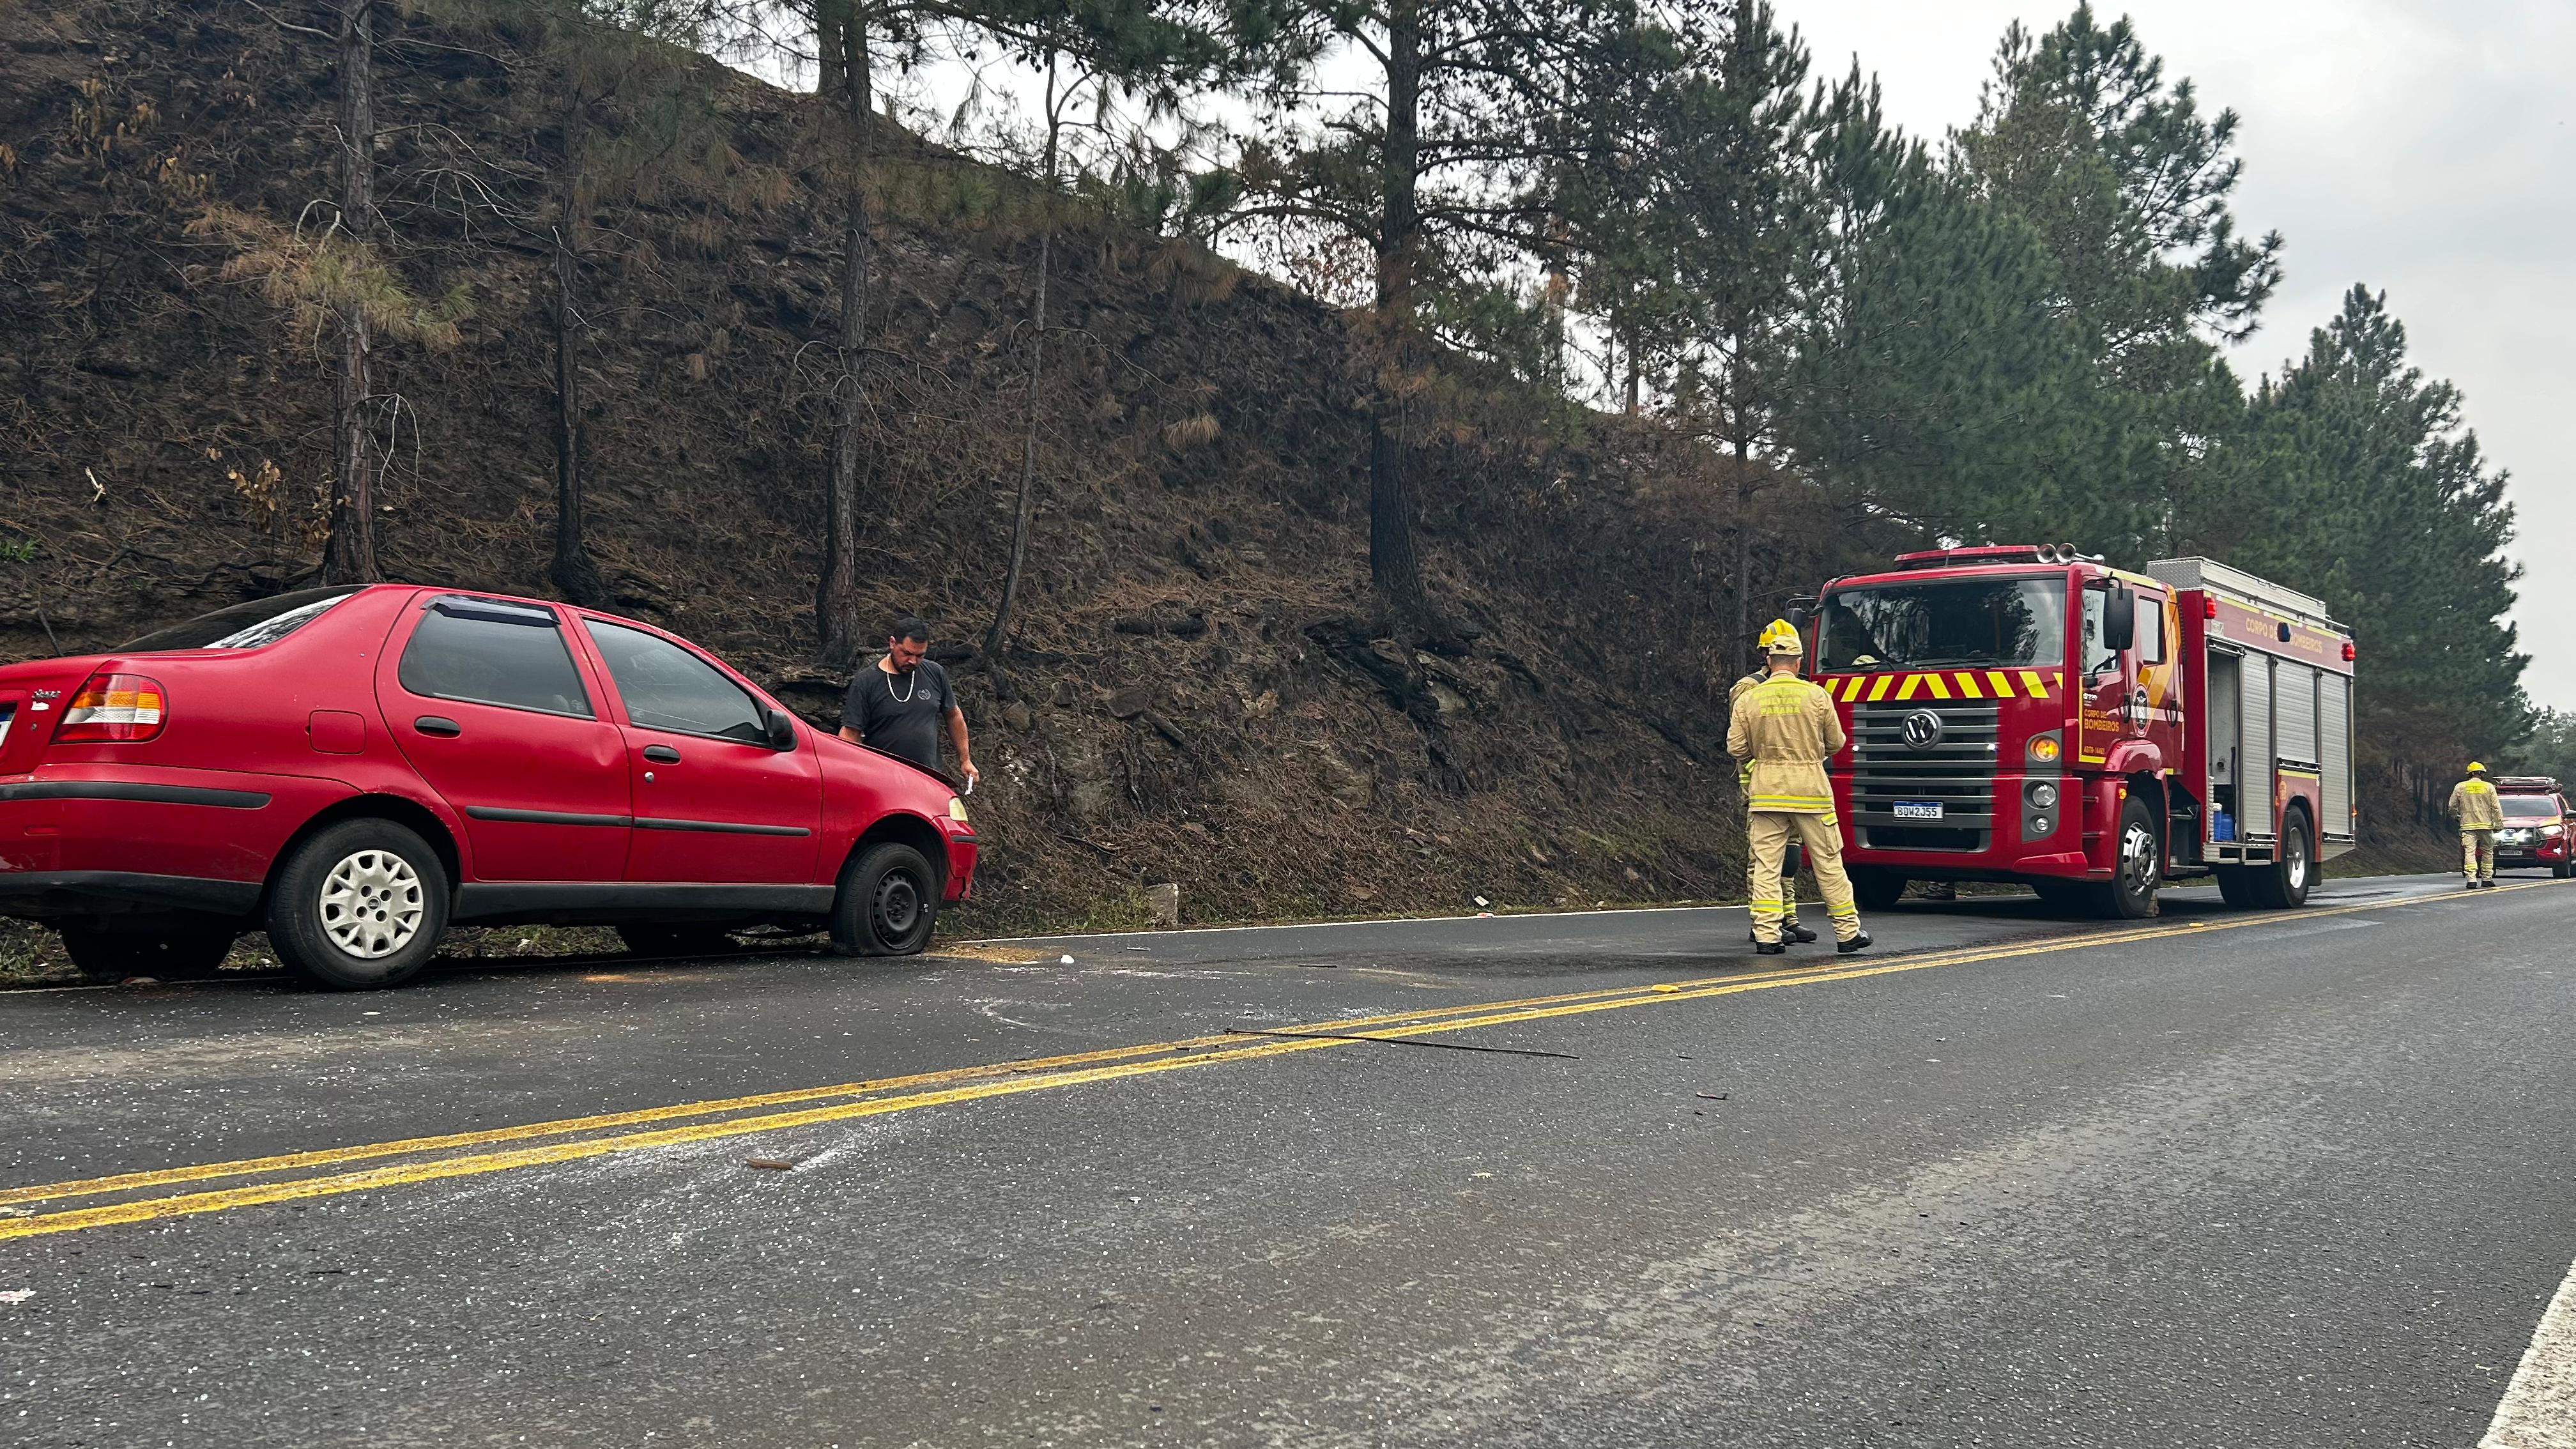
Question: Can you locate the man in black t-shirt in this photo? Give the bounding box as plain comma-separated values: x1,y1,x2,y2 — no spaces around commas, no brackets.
839,616,978,788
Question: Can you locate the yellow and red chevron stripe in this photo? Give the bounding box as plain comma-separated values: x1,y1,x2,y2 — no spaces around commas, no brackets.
1822,670,2062,703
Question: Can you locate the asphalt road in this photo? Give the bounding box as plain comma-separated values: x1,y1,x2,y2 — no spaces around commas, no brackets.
3,872,2572,1448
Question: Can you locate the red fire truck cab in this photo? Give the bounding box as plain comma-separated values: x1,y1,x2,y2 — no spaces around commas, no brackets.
1806,547,2357,918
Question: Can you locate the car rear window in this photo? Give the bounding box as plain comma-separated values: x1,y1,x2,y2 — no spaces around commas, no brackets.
583,620,769,744
399,599,595,718
119,586,363,652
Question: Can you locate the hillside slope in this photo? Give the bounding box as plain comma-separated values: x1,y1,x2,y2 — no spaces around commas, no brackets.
0,0,2450,937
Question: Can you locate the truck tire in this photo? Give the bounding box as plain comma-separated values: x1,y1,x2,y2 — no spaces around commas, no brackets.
2090,795,2162,919
829,842,939,957
266,818,450,990
1850,869,1906,912
2213,867,2262,908
58,917,238,984
2239,805,2314,909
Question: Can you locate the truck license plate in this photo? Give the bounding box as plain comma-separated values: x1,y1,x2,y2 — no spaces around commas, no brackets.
1893,801,1944,820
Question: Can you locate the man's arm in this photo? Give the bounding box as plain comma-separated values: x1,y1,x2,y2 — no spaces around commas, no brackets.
1816,691,1846,756
1726,693,1753,762
2446,783,2464,817
947,707,978,788
839,726,864,744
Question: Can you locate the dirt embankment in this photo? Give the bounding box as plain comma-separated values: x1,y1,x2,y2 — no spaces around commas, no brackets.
0,0,2451,965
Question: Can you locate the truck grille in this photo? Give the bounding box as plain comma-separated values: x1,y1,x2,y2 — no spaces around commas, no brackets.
1847,700,2000,852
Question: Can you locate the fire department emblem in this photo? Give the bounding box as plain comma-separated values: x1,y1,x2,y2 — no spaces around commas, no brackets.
1901,709,1945,752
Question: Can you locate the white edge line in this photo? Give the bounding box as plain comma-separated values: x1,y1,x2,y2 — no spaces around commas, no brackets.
2481,1252,2576,1448
957,875,2478,949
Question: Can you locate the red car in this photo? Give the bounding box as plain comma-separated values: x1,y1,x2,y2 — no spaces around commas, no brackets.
0,586,978,988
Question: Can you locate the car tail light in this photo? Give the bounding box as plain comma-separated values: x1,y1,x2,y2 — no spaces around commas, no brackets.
56,673,167,742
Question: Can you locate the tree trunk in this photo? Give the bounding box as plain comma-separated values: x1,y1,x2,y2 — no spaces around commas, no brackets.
1729,346,1752,678
984,62,1062,666
1368,0,1432,625
322,0,379,585
547,128,601,605
816,3,871,665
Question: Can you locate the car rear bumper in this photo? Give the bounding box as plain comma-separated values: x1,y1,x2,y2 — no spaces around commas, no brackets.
0,869,262,919
0,766,319,917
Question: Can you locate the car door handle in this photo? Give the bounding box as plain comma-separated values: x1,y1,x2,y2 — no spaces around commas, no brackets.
643,745,682,764
415,716,462,738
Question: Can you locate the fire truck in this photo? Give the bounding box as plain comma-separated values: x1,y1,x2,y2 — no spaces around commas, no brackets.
1800,546,2358,918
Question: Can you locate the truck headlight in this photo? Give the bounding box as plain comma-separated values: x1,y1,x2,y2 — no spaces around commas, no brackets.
2548,825,2566,838
2028,781,2058,809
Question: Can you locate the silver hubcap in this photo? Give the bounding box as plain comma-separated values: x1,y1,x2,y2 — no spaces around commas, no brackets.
2287,833,2308,889
319,849,424,959
2120,822,2159,898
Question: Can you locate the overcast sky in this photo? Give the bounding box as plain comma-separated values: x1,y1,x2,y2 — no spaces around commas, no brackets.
1780,1,2576,708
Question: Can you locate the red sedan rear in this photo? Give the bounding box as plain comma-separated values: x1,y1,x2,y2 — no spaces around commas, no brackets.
0,586,977,988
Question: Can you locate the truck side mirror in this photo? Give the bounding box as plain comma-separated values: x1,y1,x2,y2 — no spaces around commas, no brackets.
2104,585,2137,654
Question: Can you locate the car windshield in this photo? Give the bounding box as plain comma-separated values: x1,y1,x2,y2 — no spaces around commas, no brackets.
119,586,362,652
2500,795,2559,819
1817,578,2067,673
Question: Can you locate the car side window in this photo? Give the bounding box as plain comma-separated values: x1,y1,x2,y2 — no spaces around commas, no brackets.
583,620,770,744
399,601,594,717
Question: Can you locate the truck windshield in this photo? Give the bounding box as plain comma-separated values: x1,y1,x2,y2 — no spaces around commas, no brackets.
2500,795,2559,819
1818,578,2067,673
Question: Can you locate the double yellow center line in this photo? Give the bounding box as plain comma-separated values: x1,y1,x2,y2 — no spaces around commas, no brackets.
0,880,2537,1242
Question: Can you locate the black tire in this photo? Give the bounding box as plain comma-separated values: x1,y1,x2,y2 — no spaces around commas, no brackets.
266,818,450,990
2212,866,2262,908
616,923,739,958
2031,880,2089,914
1850,868,1907,912
2554,859,2572,880
2243,805,2314,909
58,918,238,984
829,842,939,957
2090,793,2162,919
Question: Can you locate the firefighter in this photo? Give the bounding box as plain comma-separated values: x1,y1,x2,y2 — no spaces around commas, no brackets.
1731,621,1816,944
2449,761,2505,889
1728,625,1869,955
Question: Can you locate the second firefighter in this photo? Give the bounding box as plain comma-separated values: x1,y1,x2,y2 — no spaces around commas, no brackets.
1726,625,1870,954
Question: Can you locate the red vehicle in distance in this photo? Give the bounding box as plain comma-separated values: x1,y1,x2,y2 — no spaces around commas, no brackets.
2489,776,2574,879
0,586,978,988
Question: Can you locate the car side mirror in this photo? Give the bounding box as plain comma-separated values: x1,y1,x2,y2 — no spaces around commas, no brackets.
765,707,799,751
2103,585,2137,654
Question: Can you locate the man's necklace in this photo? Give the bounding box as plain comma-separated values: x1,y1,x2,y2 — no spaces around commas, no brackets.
886,664,916,703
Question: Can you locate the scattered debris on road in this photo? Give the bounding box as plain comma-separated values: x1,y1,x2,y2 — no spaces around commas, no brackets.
0,1290,33,1304
745,1158,796,1171
1696,1092,1728,1101
1224,1026,1577,1061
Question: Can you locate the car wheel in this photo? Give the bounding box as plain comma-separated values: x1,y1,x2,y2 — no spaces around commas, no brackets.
1849,868,1906,912
2090,794,2162,919
617,923,739,958
2555,860,2573,880
267,818,450,990
58,918,238,984
829,842,939,957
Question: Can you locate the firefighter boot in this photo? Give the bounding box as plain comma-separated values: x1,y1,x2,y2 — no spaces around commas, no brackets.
1747,921,1820,945
1836,930,1873,955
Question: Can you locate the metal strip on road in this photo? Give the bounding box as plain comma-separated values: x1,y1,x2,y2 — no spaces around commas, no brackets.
0,878,2550,1243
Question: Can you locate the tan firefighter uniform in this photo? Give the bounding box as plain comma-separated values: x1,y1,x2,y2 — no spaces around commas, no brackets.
2450,765,2504,885
1731,622,1815,943
1727,644,1864,947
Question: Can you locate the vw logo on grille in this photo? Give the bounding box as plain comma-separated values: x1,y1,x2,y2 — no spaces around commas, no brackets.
1901,709,1945,752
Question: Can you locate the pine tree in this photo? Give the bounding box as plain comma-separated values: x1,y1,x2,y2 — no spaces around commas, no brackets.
1230,0,1611,636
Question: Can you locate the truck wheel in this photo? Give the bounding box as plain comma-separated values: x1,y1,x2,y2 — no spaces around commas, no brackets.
2213,867,2262,908
2243,806,2313,908
2091,795,2162,919
1850,869,1906,912
266,818,450,990
2032,880,2089,914
829,842,939,957
58,918,238,984
2555,859,2573,881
